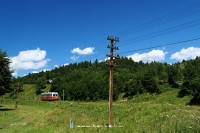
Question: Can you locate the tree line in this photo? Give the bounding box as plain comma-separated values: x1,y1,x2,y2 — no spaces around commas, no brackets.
1,49,200,104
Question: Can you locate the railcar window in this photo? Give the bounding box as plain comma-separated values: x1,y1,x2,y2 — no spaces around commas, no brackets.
41,93,58,97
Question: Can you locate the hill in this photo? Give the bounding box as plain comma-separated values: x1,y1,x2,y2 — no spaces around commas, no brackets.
12,57,200,104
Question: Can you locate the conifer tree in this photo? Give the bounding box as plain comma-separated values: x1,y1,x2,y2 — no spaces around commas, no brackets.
0,49,12,96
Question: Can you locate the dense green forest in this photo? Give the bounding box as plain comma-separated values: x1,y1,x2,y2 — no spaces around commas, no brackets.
11,56,200,105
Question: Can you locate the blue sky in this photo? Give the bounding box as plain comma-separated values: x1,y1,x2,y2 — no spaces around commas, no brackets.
1,0,200,77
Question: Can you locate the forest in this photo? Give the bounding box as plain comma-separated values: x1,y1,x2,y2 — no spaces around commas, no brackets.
1,49,200,104
13,57,200,105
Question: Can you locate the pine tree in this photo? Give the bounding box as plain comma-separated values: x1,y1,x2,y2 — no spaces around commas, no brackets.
0,49,12,96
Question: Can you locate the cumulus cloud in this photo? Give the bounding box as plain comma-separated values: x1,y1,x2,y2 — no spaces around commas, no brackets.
99,57,110,62
170,47,200,61
32,71,39,74
16,48,46,62
32,69,50,74
12,71,17,77
127,49,167,63
42,69,50,72
54,63,69,68
71,47,95,55
23,74,28,77
10,48,49,70
63,63,69,66
54,65,59,68
70,55,80,61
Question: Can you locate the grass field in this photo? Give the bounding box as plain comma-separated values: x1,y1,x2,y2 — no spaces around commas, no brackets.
0,87,200,133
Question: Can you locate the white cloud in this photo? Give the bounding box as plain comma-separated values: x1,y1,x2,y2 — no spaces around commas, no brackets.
70,55,79,61
54,63,69,68
16,48,46,62
10,48,49,70
63,63,69,66
99,57,110,62
42,69,50,72
54,65,59,68
12,71,17,77
170,47,200,61
23,74,28,77
32,69,50,74
32,71,39,74
127,49,167,63
71,47,95,55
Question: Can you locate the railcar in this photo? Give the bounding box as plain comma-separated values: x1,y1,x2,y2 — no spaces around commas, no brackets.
40,92,59,101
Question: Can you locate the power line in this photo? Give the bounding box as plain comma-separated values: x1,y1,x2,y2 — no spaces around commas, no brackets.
117,37,200,55
87,3,200,62
118,19,200,46
94,4,200,53
116,2,200,37
75,36,200,65
93,2,200,56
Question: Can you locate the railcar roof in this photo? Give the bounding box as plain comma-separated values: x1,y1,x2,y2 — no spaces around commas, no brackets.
41,92,58,95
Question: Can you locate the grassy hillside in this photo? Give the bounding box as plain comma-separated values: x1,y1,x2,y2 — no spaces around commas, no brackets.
4,84,51,100
0,87,200,133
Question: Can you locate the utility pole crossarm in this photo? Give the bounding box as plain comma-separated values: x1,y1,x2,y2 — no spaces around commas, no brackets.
106,54,119,58
107,45,119,50
107,36,119,42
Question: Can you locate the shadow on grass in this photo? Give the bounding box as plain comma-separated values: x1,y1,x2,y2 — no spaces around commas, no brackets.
0,108,14,111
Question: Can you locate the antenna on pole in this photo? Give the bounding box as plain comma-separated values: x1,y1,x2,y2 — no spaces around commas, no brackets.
106,36,119,128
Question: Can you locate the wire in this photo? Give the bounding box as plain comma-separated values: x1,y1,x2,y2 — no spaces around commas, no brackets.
116,2,200,37
117,37,200,55
93,2,200,54
85,2,200,61
118,19,200,46
91,2,200,53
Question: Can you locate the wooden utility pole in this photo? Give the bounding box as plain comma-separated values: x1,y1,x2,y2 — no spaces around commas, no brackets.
106,36,119,128
63,90,65,101
15,82,19,109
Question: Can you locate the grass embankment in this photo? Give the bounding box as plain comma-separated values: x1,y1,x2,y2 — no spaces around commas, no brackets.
0,86,200,133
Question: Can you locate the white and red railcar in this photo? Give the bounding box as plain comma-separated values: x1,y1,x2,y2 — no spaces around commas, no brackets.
40,92,59,101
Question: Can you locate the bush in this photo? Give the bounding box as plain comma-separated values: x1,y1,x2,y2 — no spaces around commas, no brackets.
142,76,161,94
189,77,200,105
178,81,191,98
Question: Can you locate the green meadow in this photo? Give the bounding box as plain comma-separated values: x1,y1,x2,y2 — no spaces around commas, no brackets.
0,87,200,133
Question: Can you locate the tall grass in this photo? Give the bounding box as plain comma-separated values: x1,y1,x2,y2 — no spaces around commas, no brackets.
0,89,200,133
